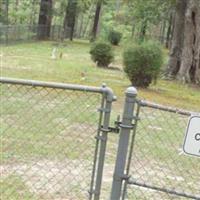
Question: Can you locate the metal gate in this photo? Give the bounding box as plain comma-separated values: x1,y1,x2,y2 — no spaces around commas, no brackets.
0,77,115,200
110,91,200,200
1,77,199,200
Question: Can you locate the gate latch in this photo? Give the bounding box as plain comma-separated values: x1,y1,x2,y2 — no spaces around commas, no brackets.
101,115,121,134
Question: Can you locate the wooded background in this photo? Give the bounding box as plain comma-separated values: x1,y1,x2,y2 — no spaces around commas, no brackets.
0,0,199,85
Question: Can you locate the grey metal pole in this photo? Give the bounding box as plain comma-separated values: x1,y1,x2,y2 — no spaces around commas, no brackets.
89,96,105,200
110,87,137,200
93,86,115,200
121,104,140,200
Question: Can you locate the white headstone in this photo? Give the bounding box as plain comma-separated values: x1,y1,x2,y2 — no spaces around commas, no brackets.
183,116,200,157
51,48,57,59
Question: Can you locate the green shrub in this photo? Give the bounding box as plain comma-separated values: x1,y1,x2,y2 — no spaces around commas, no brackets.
123,41,163,88
108,29,122,45
90,41,114,67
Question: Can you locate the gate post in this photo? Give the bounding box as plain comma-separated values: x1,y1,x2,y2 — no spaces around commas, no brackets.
93,85,115,200
110,87,137,200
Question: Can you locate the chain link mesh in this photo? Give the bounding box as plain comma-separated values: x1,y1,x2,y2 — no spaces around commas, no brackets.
125,103,200,200
0,82,103,200
1,80,199,200
0,25,70,44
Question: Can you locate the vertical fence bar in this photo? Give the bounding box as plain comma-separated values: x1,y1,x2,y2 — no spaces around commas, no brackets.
89,96,105,200
110,87,137,200
93,87,115,200
121,103,141,200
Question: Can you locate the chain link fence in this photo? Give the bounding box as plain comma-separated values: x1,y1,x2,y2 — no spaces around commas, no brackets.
1,77,199,200
120,101,200,200
0,25,72,44
0,24,170,46
0,77,115,200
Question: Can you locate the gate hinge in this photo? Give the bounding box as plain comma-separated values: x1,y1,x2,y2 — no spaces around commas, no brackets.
109,125,120,134
100,115,137,134
100,115,121,134
100,125,120,134
110,115,121,134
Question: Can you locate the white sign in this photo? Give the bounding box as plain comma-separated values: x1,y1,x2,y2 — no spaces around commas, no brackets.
183,116,200,157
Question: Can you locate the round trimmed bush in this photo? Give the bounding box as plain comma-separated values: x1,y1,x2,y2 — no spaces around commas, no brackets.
108,29,122,45
90,41,114,67
123,41,163,88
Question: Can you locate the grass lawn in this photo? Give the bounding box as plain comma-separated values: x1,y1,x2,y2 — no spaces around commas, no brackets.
1,40,200,111
0,175,37,200
0,40,200,199
0,83,101,199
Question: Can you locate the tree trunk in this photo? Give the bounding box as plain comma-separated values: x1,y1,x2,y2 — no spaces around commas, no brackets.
37,0,52,40
91,0,102,41
63,0,78,41
165,11,174,48
0,1,3,23
6,0,9,24
115,0,121,21
115,0,121,14
15,0,19,23
169,12,176,48
0,0,8,24
177,0,200,84
161,20,166,44
166,0,187,78
131,19,135,38
77,13,84,38
81,4,95,38
30,0,37,26
139,20,147,42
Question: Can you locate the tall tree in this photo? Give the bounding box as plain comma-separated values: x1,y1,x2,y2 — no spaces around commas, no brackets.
140,19,147,41
37,0,53,40
5,0,9,25
0,0,6,24
167,0,200,84
129,0,173,41
75,0,92,38
177,0,200,83
30,0,38,26
81,2,95,38
166,0,187,77
0,1,2,23
115,0,121,16
165,10,174,48
91,0,103,41
14,0,19,23
63,0,78,41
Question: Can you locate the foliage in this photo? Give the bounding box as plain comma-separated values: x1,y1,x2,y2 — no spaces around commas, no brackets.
98,0,176,43
2,41,200,110
63,0,78,41
123,41,163,87
90,41,114,67
108,29,122,45
0,0,176,43
100,1,133,41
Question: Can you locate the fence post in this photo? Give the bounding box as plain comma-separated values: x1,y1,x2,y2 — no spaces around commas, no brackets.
110,87,137,200
93,85,115,200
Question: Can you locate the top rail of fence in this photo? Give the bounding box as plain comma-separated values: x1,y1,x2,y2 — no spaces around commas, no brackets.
0,77,115,101
138,100,199,116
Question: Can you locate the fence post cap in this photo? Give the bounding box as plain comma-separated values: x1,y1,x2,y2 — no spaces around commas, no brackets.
125,87,137,96
101,84,116,102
